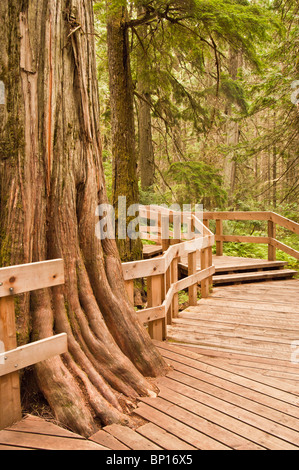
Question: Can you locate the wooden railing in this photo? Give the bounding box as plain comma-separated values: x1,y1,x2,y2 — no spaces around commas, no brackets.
202,211,299,261
0,260,67,430
122,206,215,341
122,207,299,341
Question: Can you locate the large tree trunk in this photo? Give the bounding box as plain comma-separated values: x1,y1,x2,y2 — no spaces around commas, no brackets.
0,0,167,437
107,3,143,262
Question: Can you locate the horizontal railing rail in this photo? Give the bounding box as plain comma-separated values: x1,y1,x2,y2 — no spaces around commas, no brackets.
202,211,299,260
0,260,67,430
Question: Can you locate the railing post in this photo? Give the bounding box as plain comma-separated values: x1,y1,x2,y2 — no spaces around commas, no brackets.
161,215,170,252
268,220,276,261
147,274,166,341
157,212,162,246
125,280,134,305
208,246,213,290
165,265,172,325
188,251,198,306
171,257,179,318
203,219,213,290
173,212,182,244
216,219,223,256
0,296,22,430
200,248,210,298
203,218,210,230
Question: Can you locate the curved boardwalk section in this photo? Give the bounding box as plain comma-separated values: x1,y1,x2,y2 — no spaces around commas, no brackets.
168,279,299,363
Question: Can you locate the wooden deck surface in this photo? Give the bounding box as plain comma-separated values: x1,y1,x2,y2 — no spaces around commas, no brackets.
168,279,299,362
178,254,288,271
0,415,109,450
1,278,298,450
2,337,298,449
179,254,297,284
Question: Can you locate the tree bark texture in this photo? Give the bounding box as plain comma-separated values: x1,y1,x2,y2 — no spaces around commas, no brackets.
136,13,155,190
107,4,143,262
0,0,167,437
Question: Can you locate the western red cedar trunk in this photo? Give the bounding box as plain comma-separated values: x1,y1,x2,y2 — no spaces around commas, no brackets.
106,3,143,262
0,0,167,437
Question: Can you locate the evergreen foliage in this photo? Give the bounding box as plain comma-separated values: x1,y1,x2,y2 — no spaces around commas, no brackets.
94,0,298,235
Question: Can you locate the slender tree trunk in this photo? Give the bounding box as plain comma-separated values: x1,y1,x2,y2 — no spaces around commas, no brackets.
223,48,241,203
106,2,143,261
272,112,277,208
136,12,155,190
137,88,155,190
0,0,167,437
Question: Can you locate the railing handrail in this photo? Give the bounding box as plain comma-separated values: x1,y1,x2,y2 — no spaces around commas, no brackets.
0,260,67,430
201,210,299,235
270,212,299,236
201,210,299,260
122,230,214,281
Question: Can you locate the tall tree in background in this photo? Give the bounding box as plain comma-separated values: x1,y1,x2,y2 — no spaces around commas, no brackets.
0,0,167,437
238,0,299,210
106,1,143,261
223,49,243,202
136,6,155,190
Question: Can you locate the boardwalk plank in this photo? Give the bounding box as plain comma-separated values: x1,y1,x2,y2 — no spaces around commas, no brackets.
140,393,265,450
157,347,299,419
137,423,196,450
7,415,86,439
89,429,130,450
0,430,108,450
158,369,299,434
159,342,299,401
134,403,231,450
168,279,299,364
155,379,299,448
104,424,162,450
0,444,34,450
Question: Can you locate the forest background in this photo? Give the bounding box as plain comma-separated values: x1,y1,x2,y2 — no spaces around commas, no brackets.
95,0,299,269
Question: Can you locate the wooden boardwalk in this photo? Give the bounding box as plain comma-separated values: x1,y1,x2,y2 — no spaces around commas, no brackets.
179,254,297,284
167,279,299,362
1,273,299,450
0,415,109,450
1,329,299,449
